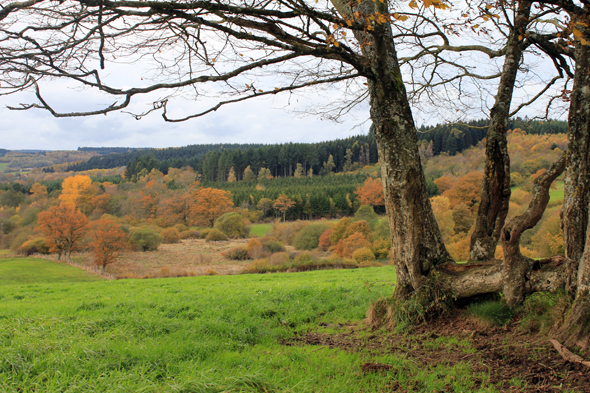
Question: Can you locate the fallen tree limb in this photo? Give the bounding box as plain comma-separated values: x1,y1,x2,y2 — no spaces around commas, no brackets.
549,339,590,368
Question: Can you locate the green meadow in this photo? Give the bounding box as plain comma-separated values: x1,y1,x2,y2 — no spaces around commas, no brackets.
0,259,496,392
0,258,103,285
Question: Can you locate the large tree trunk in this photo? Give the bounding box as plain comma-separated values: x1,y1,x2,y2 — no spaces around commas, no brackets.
470,1,532,262
558,29,590,349
563,38,590,295
331,0,451,298
501,154,566,305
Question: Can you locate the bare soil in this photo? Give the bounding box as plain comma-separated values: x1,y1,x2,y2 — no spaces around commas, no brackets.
286,311,590,392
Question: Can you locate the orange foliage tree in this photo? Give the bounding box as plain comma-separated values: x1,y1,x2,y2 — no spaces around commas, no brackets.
443,172,484,209
355,177,385,207
334,232,372,259
88,218,128,273
30,183,47,199
190,187,234,227
59,175,93,212
273,194,295,222
36,203,88,261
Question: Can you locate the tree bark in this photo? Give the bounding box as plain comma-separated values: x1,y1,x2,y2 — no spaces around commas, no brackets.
501,154,566,305
470,1,532,262
563,37,590,295
331,0,451,298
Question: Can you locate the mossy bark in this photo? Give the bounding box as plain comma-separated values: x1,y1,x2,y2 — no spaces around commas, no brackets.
470,1,532,263
331,0,451,298
563,38,590,296
501,155,565,305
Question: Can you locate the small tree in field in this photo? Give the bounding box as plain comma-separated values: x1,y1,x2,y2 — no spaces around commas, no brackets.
36,203,88,262
273,195,295,222
88,218,128,274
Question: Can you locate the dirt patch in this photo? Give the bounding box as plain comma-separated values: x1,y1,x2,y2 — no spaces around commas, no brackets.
287,312,590,392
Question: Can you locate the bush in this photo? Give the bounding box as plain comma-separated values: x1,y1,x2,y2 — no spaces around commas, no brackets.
352,247,375,262
292,222,329,250
200,229,211,239
269,252,290,265
271,220,308,245
260,236,286,253
330,217,352,246
372,238,391,259
129,228,163,251
180,229,200,239
205,228,228,242
174,223,189,233
160,227,180,244
334,232,372,258
18,237,49,255
373,219,390,241
354,204,379,229
246,238,264,259
222,246,249,260
214,212,249,238
343,220,373,241
318,229,334,251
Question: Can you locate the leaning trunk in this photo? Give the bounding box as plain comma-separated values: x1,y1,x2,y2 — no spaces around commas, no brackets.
331,0,451,298
470,1,532,262
563,38,590,295
501,154,565,305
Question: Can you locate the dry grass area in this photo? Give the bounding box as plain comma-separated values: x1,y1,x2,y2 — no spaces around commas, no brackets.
71,239,293,279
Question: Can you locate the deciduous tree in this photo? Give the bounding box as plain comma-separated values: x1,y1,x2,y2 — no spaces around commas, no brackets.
88,218,128,273
190,188,234,227
273,195,295,222
355,177,385,207
36,203,88,261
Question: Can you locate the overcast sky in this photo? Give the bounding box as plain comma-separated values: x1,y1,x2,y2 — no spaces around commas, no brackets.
0,86,373,151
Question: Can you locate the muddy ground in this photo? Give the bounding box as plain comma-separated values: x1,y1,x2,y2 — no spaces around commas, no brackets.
287,311,590,392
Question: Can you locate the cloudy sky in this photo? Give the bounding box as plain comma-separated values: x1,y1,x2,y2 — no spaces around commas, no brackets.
0,84,372,151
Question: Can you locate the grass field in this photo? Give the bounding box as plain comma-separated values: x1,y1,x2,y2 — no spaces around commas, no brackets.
0,257,103,285
549,179,564,201
0,260,498,392
249,223,272,237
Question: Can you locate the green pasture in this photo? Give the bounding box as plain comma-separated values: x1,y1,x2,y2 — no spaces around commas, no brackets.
0,257,103,285
249,223,272,237
0,261,495,392
549,180,564,201
0,162,7,170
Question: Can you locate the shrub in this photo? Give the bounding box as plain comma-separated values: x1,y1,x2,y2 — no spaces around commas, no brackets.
318,229,334,251
18,237,49,255
352,247,375,262
292,222,329,250
160,227,180,244
334,232,372,258
214,212,249,238
330,217,352,246
260,236,286,253
343,220,373,241
269,252,290,265
372,238,391,259
129,228,163,251
373,219,390,241
354,204,379,229
180,229,200,239
271,220,308,245
205,228,228,242
246,238,264,259
174,223,189,233
222,246,249,260
199,229,211,239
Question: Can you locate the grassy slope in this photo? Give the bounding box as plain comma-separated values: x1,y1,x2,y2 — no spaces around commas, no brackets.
0,264,494,392
249,223,272,237
0,257,103,285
